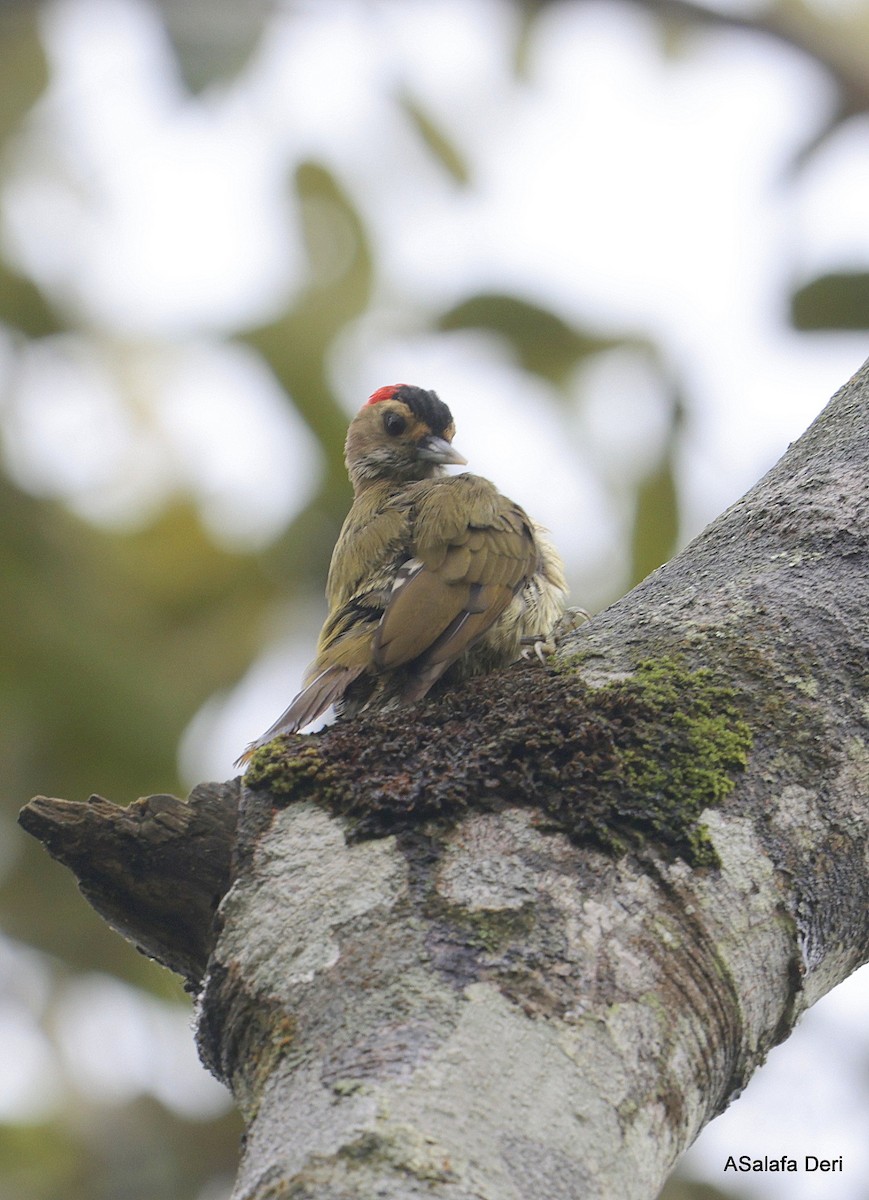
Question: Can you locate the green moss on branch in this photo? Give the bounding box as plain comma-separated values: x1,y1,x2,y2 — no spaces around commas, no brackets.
243,658,751,867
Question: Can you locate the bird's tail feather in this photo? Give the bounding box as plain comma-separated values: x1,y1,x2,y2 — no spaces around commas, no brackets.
234,664,364,768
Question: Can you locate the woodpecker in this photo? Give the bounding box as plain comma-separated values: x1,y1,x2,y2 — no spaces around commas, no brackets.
236,384,568,765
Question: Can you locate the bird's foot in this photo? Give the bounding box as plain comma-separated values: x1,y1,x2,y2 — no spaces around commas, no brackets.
521,636,556,664
556,605,592,635
520,607,592,663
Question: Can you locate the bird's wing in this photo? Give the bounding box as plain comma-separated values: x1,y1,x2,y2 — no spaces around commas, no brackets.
235,497,414,763
372,477,537,693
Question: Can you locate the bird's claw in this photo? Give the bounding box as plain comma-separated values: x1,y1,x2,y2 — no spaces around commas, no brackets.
521,636,556,663
521,607,592,664
556,606,592,635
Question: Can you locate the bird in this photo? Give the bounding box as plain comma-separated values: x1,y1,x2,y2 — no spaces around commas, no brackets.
236,384,568,766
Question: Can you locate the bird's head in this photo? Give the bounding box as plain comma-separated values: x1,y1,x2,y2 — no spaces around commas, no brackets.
345,384,467,492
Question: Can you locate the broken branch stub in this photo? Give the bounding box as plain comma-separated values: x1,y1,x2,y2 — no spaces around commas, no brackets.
18,780,240,987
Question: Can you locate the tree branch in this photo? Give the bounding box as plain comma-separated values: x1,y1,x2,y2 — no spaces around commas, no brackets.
19,780,239,987
19,360,869,1198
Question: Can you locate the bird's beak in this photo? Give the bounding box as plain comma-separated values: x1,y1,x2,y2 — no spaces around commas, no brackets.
417,436,468,466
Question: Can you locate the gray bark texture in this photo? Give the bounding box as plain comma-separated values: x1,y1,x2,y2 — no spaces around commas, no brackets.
20,359,869,1199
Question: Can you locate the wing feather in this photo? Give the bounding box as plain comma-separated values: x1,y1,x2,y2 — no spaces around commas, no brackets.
372,477,538,688
234,663,365,766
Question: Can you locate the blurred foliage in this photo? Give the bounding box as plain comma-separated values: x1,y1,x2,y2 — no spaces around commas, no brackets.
0,261,61,338
630,450,680,582
792,272,869,330
630,391,684,582
438,292,628,385
151,0,271,92
0,5,47,146
240,159,375,586
0,0,867,1198
0,1097,241,1200
398,89,472,185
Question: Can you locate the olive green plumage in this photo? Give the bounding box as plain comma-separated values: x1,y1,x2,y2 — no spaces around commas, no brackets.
237,385,567,764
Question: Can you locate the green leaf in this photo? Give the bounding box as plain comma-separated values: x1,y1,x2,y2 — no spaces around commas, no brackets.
240,161,375,534
398,91,470,185
438,292,623,385
629,454,680,587
0,8,48,146
0,260,63,338
791,272,869,331
628,391,684,586
243,161,373,363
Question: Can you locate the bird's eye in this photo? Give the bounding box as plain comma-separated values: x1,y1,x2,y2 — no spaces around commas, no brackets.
383,411,406,437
